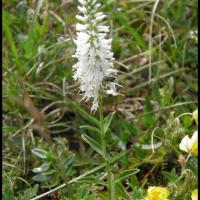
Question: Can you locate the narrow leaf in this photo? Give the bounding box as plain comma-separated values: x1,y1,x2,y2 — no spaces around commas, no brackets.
80,125,101,143
22,184,39,200
32,174,51,182
81,134,103,156
113,168,140,184
80,125,100,134
33,0,43,26
63,154,75,168
31,148,48,159
2,10,20,68
42,169,56,176
32,162,50,173
67,100,100,127
103,112,115,133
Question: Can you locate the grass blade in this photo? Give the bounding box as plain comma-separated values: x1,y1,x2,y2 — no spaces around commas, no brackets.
3,10,20,68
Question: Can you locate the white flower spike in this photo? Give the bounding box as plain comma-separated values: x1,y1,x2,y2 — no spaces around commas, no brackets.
73,0,118,113
179,131,198,156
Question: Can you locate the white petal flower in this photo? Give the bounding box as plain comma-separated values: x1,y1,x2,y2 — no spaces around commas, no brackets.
73,0,119,112
94,3,101,9
179,131,198,156
76,15,88,22
97,25,109,32
179,135,191,153
78,6,87,13
76,23,87,31
191,131,198,144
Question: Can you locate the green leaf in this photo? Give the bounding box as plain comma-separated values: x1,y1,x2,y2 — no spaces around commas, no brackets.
32,162,50,173
113,168,140,184
76,185,89,199
103,112,115,134
130,176,140,188
75,185,97,200
62,154,75,176
32,169,56,182
115,182,131,199
3,186,15,200
65,165,73,176
68,100,100,127
21,184,39,200
80,125,101,144
31,148,48,159
131,187,144,200
63,154,75,167
186,160,198,177
81,134,103,156
32,174,51,182
69,151,127,184
161,168,178,182
43,169,56,176
80,125,100,134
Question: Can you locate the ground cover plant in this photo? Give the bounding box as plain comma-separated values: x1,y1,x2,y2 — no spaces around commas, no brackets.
2,0,198,199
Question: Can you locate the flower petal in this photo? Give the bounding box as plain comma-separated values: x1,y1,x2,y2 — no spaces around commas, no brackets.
179,135,190,153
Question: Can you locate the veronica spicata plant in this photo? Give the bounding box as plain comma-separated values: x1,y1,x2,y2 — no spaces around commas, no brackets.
72,0,125,199
73,0,118,112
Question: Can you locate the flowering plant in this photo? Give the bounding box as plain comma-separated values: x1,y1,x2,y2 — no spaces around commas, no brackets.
73,0,119,112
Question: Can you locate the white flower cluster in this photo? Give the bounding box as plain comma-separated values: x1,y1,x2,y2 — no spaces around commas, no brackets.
72,0,118,112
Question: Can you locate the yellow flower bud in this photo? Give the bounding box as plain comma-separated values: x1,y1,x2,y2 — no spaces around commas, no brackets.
146,186,170,200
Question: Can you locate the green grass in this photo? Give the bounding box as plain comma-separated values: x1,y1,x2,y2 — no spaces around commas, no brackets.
3,0,198,199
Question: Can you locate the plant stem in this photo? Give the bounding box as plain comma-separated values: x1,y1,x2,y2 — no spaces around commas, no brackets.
99,96,112,200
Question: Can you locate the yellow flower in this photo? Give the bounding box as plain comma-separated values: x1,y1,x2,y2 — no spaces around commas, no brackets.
146,187,170,200
193,110,198,126
179,131,198,156
191,189,198,200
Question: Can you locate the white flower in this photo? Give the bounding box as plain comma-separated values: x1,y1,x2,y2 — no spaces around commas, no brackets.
179,131,198,156
73,0,118,112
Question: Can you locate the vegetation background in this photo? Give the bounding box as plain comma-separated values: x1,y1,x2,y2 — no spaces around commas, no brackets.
3,0,198,199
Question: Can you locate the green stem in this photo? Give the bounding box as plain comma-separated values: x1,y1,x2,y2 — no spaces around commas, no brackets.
99,96,112,200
